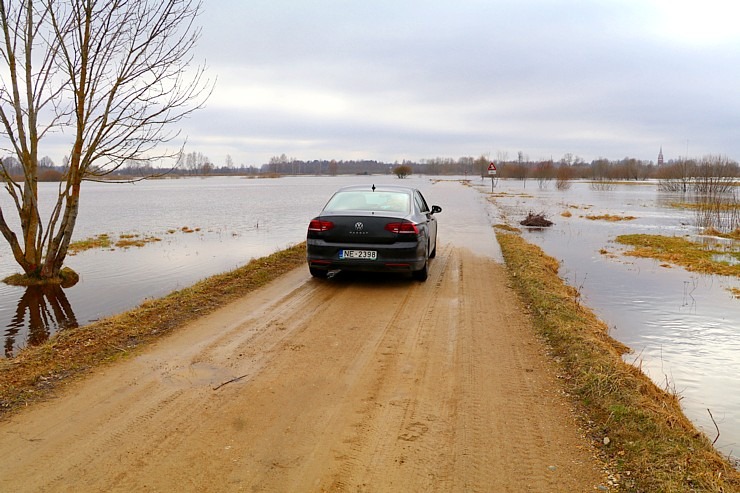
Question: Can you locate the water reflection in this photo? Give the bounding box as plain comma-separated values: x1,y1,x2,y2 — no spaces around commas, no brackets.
4,285,78,357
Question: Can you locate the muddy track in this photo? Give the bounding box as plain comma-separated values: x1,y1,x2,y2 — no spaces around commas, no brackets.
0,244,607,492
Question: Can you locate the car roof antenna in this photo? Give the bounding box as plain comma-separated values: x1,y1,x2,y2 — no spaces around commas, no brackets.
372,184,376,192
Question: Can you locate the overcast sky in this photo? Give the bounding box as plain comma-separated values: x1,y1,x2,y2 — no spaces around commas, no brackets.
182,0,740,167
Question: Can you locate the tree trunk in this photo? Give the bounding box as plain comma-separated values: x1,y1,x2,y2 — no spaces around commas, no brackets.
40,187,80,279
20,163,43,276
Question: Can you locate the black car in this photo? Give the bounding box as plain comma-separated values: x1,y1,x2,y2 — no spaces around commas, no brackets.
306,184,442,281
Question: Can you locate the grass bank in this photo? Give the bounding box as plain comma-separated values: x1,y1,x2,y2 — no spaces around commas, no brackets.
496,228,740,492
0,243,307,417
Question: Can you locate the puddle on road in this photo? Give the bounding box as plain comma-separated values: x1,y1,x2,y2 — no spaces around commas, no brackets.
431,180,505,262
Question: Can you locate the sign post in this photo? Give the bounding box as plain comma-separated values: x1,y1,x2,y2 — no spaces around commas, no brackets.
487,162,497,192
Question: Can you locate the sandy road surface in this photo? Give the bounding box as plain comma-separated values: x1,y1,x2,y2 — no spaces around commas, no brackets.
0,245,607,492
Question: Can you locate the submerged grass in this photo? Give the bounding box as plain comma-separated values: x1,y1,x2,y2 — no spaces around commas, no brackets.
68,233,113,254
616,234,740,277
0,243,307,417
585,214,637,222
114,234,161,249
670,201,740,211
69,227,201,254
496,230,740,492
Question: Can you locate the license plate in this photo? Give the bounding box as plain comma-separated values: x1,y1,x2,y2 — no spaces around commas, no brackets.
339,249,377,260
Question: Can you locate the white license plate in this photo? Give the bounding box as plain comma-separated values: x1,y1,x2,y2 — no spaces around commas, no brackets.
339,249,377,260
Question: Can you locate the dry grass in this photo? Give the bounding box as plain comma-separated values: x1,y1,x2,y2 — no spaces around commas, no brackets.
496,230,740,492
0,243,307,418
493,223,522,233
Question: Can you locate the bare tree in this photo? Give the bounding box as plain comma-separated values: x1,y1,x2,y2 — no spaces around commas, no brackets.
474,154,489,178
0,0,210,284
392,164,412,179
555,162,573,190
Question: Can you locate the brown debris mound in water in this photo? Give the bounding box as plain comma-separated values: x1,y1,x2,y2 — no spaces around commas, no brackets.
520,212,554,227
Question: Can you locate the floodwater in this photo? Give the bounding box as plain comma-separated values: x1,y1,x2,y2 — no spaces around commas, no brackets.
476,177,739,461
0,175,738,461
0,175,483,357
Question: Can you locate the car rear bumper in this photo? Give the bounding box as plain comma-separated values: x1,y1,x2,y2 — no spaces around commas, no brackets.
307,239,427,272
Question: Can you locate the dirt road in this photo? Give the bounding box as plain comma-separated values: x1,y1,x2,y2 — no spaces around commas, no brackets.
0,240,608,491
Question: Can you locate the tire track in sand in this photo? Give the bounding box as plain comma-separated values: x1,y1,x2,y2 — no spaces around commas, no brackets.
0,244,607,492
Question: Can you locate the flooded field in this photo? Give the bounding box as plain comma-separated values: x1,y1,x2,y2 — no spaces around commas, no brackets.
476,177,739,461
1,175,737,461
1,175,479,357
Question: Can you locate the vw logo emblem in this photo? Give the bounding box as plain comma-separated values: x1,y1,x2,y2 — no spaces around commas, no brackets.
355,222,364,231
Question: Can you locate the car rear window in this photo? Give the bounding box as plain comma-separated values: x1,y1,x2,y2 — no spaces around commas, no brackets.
324,191,410,213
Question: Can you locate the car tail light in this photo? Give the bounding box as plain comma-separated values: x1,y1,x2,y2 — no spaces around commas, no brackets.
308,219,334,232
384,221,419,234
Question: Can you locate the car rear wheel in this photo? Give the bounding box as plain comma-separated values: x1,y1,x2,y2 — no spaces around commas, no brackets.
309,266,328,278
412,259,428,281
413,244,429,282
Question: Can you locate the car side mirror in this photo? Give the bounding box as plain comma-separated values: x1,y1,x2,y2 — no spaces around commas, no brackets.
431,205,442,214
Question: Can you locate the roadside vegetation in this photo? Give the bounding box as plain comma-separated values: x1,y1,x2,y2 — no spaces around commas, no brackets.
496,228,740,492
0,244,306,417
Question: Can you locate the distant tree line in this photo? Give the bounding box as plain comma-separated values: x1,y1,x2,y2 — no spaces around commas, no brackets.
3,151,738,182
656,155,739,193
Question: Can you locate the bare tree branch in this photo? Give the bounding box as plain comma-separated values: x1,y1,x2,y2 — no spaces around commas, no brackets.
0,0,211,281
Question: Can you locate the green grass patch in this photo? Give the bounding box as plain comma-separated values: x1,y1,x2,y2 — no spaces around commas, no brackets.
496,230,740,491
616,234,739,277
